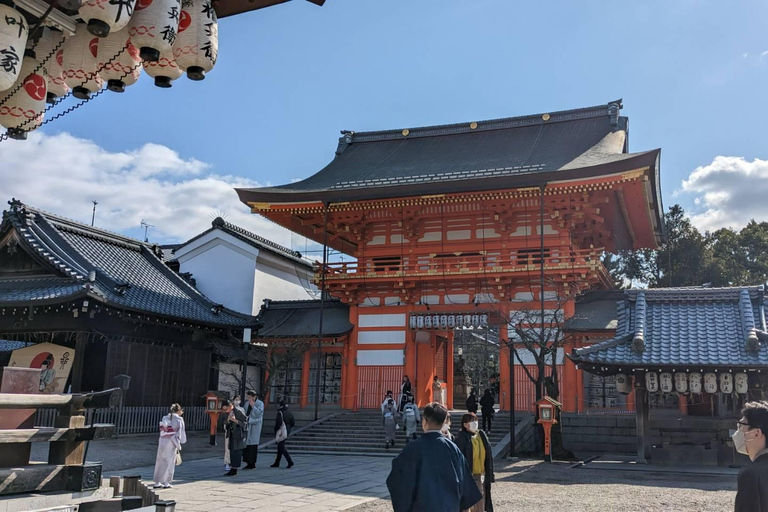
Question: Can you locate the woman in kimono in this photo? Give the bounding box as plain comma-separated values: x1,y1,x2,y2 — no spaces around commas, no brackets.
223,395,241,471
398,375,412,414
223,399,248,476
382,395,397,449
402,395,420,443
432,376,443,405
454,413,494,512
153,403,187,489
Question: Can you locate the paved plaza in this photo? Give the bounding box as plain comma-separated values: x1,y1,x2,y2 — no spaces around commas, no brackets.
109,455,392,512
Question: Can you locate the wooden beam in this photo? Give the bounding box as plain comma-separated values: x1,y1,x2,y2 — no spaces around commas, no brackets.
0,388,121,411
0,463,102,495
70,332,87,393
0,425,114,443
635,386,650,463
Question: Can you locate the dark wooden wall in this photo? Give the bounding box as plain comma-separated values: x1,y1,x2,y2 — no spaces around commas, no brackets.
104,340,212,407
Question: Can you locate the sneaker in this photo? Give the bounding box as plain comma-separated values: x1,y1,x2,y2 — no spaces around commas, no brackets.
152,484,163,489
224,464,230,471
286,462,294,469
224,469,237,476
162,484,172,489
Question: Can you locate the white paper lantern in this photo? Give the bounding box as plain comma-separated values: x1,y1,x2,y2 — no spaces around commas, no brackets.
97,30,141,92
432,315,440,328
645,372,659,393
424,315,432,329
674,373,688,393
416,315,424,329
0,4,29,92
736,373,749,394
660,372,673,393
173,0,217,80
0,55,46,139
703,373,717,394
447,315,456,328
472,314,479,327
463,315,471,327
719,373,733,394
128,0,181,62
62,23,104,99
79,0,138,38
439,315,447,329
35,28,68,102
615,373,632,395
689,373,702,394
480,314,488,327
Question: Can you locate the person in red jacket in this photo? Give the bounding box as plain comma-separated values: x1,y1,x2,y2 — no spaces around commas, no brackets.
734,401,768,511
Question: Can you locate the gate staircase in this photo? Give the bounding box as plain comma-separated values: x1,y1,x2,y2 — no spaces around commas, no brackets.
261,410,524,457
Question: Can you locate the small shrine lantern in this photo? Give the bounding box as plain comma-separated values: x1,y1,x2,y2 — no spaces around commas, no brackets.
674,373,688,394
79,0,137,37
615,373,632,395
0,4,29,92
35,28,69,103
0,53,46,140
62,23,104,99
735,373,749,394
173,0,217,80
703,372,717,394
537,396,562,463
689,372,702,394
142,47,182,87
128,0,182,62
97,31,142,92
203,390,227,445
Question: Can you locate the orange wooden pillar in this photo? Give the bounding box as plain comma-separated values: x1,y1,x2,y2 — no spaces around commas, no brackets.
499,323,511,412
446,331,455,409
342,306,360,410
561,340,577,413
678,394,688,415
416,333,436,407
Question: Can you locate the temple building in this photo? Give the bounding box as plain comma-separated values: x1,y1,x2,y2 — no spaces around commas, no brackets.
237,100,665,412
0,200,257,406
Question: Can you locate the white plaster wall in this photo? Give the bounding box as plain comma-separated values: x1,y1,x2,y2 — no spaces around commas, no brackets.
253,252,316,311
357,349,404,366
178,243,256,316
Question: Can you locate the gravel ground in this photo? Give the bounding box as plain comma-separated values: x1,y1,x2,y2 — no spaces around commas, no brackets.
348,458,738,512
30,431,226,472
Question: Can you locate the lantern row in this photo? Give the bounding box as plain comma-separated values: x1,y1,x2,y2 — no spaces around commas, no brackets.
614,372,751,395
0,0,218,139
409,314,490,330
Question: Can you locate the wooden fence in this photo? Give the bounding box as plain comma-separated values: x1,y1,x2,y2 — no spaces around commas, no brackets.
34,406,210,435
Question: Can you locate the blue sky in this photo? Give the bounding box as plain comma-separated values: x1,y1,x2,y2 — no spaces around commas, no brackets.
4,0,768,246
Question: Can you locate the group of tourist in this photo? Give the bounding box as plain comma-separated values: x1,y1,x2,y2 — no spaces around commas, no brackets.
151,391,297,488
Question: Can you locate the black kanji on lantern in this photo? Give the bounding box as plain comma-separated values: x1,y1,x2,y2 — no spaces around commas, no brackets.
160,25,176,45
5,14,26,38
167,6,179,22
204,21,213,37
201,1,214,19
201,40,214,60
0,46,20,74
110,0,134,23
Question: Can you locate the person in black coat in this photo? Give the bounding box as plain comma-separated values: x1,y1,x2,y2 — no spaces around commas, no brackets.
398,375,412,414
734,401,768,511
386,402,481,512
479,389,495,433
466,389,478,414
271,400,295,469
454,413,494,512
221,400,247,476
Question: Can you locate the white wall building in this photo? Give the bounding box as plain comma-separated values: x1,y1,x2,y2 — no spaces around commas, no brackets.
171,217,317,316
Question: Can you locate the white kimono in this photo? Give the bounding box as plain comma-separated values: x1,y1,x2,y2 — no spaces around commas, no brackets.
153,413,186,485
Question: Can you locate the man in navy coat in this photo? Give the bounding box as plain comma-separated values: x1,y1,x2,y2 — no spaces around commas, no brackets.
386,402,482,512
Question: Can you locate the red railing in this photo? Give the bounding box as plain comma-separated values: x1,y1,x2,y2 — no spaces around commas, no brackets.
315,248,607,281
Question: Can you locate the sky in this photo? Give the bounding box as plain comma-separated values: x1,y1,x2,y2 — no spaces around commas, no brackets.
3,0,768,253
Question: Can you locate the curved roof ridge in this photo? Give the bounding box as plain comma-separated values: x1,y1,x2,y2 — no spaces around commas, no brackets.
342,100,624,144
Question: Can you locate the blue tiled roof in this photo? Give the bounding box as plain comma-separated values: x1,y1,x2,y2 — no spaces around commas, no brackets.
0,200,256,328
0,339,29,352
569,287,768,369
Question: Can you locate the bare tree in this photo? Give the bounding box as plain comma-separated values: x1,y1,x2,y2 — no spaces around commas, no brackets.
261,339,309,402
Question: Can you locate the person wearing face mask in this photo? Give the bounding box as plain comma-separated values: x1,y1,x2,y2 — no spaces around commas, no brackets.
223,395,241,472
386,402,481,512
734,401,768,512
454,413,494,512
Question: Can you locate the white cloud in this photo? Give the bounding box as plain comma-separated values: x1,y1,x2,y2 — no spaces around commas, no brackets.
0,132,308,251
681,155,768,232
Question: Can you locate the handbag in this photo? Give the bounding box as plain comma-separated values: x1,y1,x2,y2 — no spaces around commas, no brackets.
175,449,182,466
275,412,288,442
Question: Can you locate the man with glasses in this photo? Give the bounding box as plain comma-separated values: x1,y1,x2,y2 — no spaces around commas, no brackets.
733,401,768,511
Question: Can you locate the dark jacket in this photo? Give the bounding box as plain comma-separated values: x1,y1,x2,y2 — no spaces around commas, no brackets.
735,452,768,511
387,431,482,512
455,429,495,512
274,406,296,435
226,407,248,452
466,394,478,413
480,393,495,412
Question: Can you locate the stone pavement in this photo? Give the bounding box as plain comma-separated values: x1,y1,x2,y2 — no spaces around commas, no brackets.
108,455,393,512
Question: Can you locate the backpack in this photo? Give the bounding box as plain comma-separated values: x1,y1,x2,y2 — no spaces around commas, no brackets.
405,407,416,420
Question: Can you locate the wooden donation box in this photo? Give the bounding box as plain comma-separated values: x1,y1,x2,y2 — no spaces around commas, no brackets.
0,366,120,496
537,396,562,463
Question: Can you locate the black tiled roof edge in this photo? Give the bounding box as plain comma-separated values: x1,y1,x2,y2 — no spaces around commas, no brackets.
624,286,765,302
337,100,624,149
1,199,257,328
177,217,312,268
